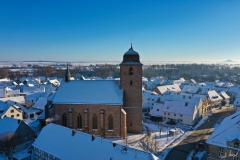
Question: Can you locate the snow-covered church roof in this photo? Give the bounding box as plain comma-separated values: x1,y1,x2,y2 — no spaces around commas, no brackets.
52,80,123,105
32,123,158,160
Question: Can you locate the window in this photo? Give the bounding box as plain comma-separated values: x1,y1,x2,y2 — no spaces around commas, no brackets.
164,112,166,115
180,115,183,117
174,114,176,116
30,114,34,118
130,80,132,86
164,117,166,119
77,114,82,129
179,119,183,122
10,110,14,113
62,113,67,127
218,148,224,157
17,114,19,117
130,123,132,128
108,114,113,130
157,109,159,111
234,142,239,148
129,67,133,75
11,115,14,118
168,113,170,115
92,114,97,130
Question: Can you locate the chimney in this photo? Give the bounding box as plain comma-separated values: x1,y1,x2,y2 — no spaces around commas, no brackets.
185,101,188,106
72,129,76,136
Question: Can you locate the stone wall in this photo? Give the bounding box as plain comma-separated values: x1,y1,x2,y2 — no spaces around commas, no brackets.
53,104,127,138
120,64,143,133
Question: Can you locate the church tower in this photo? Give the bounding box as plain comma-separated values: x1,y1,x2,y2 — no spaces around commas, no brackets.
120,44,142,133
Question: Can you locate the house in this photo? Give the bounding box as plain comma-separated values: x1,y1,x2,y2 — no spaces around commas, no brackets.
0,96,25,105
192,94,210,115
219,91,230,106
207,90,223,108
32,97,47,111
173,78,186,87
142,90,159,112
25,90,51,106
162,101,198,126
160,94,203,121
154,84,181,96
32,123,158,160
227,86,240,103
233,94,240,112
206,111,240,160
0,117,35,151
149,98,163,121
0,87,20,98
181,85,201,94
144,81,157,91
0,101,23,120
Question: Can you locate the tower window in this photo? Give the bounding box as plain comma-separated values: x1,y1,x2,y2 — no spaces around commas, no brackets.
130,123,132,128
129,67,133,75
62,113,67,127
130,80,132,86
108,114,113,130
77,114,82,129
92,114,98,130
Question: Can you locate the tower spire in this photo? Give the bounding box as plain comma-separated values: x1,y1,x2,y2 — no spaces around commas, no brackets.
130,43,133,50
65,63,71,82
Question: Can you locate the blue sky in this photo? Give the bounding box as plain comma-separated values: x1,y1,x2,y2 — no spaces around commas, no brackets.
0,1,239,62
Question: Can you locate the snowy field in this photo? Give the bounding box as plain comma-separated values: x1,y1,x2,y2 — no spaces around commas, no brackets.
1,60,240,68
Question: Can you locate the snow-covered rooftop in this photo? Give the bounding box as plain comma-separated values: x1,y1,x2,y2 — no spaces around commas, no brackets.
156,84,181,95
0,117,21,135
181,85,200,94
162,101,196,116
0,96,25,104
32,97,47,110
220,91,230,99
53,80,123,105
208,90,223,101
33,123,158,160
206,111,240,149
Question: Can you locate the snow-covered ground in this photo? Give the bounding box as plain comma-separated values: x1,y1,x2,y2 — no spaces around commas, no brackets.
106,111,213,160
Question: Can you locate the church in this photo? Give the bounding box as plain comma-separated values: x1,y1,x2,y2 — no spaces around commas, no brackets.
48,44,142,138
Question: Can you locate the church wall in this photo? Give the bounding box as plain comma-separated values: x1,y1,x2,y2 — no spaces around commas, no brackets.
53,104,126,138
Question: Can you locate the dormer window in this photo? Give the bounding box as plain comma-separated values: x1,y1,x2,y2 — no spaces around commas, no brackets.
129,67,133,75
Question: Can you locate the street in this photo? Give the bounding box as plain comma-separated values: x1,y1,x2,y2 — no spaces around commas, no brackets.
165,107,233,160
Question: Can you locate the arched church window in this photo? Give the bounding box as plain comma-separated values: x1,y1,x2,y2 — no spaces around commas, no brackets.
130,80,132,86
62,113,67,127
108,114,113,130
129,67,133,75
92,114,98,130
77,114,82,129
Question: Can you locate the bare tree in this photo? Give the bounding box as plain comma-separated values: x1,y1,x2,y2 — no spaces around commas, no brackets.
0,132,19,159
